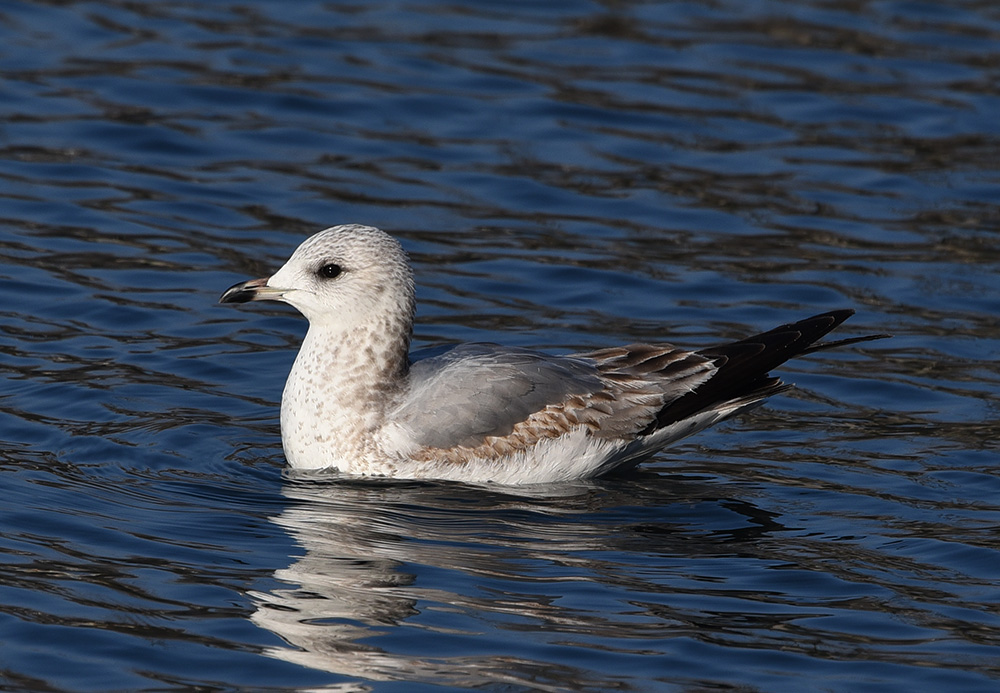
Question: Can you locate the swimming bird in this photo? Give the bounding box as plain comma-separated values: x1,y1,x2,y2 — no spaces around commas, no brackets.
220,225,885,485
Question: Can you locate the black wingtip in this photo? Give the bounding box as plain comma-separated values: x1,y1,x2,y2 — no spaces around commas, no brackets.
802,332,892,354
651,310,885,430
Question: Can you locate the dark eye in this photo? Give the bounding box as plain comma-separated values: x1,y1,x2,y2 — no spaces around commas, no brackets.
318,262,342,279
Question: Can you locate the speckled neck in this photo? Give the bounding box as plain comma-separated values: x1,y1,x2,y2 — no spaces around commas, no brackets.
279,313,412,470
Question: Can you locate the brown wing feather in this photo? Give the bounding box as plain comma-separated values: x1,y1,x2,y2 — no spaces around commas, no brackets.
574,344,718,438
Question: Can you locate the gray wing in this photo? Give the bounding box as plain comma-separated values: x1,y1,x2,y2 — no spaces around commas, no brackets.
391,342,715,451
393,344,606,448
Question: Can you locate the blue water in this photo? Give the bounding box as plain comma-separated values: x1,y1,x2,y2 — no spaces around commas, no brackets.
2,1,999,690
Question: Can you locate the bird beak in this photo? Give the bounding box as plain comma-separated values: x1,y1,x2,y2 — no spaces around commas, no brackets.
219,277,287,304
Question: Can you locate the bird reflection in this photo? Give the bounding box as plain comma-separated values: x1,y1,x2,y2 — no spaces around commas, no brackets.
249,471,783,689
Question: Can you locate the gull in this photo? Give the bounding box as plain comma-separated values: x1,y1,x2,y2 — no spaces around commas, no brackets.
220,225,886,485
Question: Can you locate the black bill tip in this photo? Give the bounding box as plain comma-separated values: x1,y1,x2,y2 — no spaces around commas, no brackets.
219,277,269,304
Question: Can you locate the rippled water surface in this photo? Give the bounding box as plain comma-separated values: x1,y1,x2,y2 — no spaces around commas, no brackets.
2,1,999,691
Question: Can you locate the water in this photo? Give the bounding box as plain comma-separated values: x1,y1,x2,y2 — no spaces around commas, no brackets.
1,0,998,690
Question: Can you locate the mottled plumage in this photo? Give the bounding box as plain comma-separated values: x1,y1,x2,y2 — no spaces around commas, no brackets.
220,224,885,484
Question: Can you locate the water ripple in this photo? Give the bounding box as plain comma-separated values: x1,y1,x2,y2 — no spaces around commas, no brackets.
1,0,999,690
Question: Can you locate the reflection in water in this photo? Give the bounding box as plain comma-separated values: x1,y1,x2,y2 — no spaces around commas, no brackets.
252,469,1000,689
255,480,579,688
251,476,741,689
249,476,773,689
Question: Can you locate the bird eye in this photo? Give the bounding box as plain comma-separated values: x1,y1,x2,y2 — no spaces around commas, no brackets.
318,262,343,279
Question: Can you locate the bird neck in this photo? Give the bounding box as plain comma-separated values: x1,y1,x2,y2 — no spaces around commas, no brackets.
279,317,411,470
